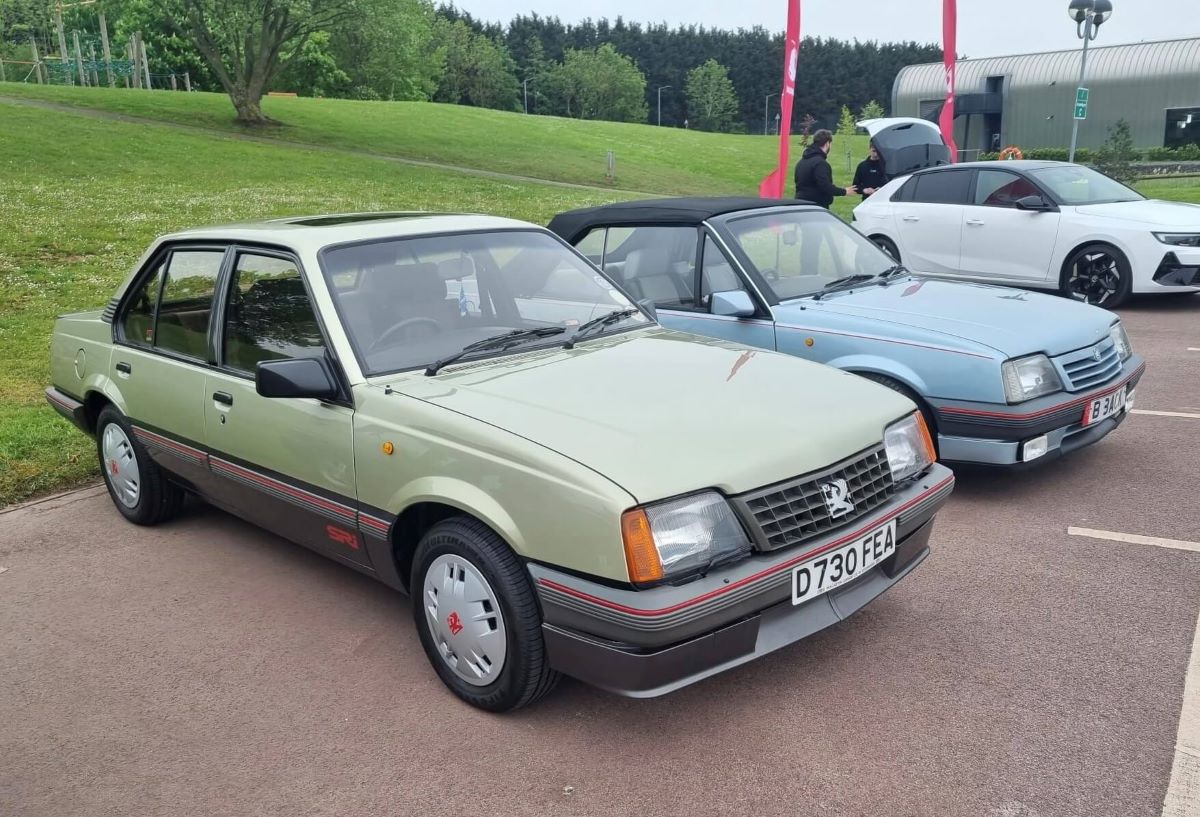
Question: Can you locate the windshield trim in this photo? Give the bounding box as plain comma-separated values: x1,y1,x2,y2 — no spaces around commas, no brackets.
317,227,653,379
1026,167,1144,206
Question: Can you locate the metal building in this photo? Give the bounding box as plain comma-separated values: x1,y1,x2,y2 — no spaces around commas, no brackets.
892,37,1200,157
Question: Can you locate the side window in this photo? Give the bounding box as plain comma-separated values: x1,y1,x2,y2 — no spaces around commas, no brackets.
974,170,1041,207
155,249,224,360
912,171,972,205
223,253,325,374
604,226,698,310
574,228,606,265
699,235,749,310
121,259,164,347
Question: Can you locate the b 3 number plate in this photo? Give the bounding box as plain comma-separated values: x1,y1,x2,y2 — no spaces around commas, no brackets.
1082,385,1126,426
792,519,897,605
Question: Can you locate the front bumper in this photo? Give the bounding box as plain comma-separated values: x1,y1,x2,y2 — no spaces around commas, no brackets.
1150,249,1200,289
930,357,1145,467
531,464,954,697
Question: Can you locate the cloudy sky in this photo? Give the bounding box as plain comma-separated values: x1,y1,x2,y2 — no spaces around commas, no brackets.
454,0,1195,58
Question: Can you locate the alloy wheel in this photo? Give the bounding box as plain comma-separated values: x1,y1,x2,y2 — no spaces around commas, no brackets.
1066,251,1121,306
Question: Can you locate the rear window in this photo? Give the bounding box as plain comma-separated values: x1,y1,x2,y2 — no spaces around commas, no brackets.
912,170,972,205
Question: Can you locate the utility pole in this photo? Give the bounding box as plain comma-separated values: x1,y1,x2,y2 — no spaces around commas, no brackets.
99,12,114,86
72,30,86,87
656,85,671,127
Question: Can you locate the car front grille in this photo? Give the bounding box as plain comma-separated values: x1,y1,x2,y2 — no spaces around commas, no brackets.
731,445,896,552
1055,338,1122,391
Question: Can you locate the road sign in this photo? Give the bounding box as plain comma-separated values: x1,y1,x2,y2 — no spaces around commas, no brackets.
1074,103,1088,120
1076,87,1089,105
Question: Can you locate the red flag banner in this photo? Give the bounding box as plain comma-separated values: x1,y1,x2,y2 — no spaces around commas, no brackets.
759,0,801,198
940,0,959,162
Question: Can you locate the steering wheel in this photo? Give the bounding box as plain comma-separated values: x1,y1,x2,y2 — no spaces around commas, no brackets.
368,317,443,353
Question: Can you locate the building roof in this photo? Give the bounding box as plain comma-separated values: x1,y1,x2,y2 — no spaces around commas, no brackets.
546,197,816,242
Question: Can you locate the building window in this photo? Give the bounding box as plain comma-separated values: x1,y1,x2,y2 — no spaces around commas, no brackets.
1165,107,1200,149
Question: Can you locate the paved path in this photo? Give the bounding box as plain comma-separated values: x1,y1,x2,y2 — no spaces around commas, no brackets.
2,297,1198,817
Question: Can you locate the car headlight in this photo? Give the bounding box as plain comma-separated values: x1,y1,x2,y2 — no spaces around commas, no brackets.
1002,354,1063,403
621,491,752,585
1153,232,1200,247
884,412,936,483
1109,322,1132,362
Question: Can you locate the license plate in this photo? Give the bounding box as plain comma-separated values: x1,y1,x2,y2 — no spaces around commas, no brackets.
792,519,897,605
1082,385,1127,426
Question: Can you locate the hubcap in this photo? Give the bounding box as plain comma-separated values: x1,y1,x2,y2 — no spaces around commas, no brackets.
422,554,507,686
101,423,140,508
1067,252,1120,305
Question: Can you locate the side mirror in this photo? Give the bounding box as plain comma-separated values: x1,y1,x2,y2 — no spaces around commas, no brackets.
710,289,756,318
1015,195,1050,211
256,357,339,400
636,298,658,321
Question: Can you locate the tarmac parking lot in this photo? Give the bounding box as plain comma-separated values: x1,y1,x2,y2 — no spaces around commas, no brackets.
1,296,1198,817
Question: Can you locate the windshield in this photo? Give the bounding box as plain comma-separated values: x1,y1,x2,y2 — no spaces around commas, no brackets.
1027,165,1143,205
319,230,647,375
725,209,896,300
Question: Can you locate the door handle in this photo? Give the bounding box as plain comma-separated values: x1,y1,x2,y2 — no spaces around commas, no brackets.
966,218,985,226
115,361,132,374
212,391,233,406
901,216,920,222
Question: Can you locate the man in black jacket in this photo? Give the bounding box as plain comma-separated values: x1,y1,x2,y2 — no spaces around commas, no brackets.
852,141,889,199
793,129,857,207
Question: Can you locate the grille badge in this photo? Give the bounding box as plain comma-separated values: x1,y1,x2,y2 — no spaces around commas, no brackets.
820,478,856,518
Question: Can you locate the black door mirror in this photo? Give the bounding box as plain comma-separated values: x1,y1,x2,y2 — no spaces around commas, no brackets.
1015,195,1050,211
256,357,339,400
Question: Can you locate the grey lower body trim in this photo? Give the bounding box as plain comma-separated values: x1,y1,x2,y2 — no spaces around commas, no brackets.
543,519,934,697
940,401,1132,468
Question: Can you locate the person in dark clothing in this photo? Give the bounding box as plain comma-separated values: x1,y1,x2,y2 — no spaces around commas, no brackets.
793,129,856,208
852,141,889,199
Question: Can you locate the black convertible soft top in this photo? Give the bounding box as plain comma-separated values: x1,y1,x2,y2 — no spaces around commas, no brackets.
546,196,818,243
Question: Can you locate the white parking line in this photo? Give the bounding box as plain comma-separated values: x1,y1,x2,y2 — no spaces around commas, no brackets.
1065,527,1200,815
1132,410,1200,420
1187,348,1200,352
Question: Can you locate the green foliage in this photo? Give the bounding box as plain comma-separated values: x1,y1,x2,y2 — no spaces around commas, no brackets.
1096,119,1139,183
858,99,886,121
836,105,857,138
332,0,442,102
278,30,350,98
546,43,648,123
980,147,1100,163
433,18,519,111
102,0,219,90
684,59,738,132
1147,144,1200,161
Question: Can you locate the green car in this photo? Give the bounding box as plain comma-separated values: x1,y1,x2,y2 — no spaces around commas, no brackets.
47,213,954,711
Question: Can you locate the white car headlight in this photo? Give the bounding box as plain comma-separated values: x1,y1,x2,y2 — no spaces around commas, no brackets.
1109,322,1132,362
1002,354,1063,403
884,412,936,483
622,492,751,585
1152,232,1200,247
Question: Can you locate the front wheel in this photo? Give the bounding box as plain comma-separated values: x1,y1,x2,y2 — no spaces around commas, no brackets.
1061,244,1132,308
411,517,560,712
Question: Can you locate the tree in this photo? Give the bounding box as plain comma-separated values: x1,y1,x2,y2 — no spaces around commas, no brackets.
836,104,857,138
170,0,359,124
333,0,442,101
798,113,817,145
546,43,647,122
859,99,886,121
685,59,737,132
1096,118,1139,183
433,19,519,110
277,30,349,97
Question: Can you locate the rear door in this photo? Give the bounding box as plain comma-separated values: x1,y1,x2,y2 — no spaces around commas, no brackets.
889,169,972,276
202,248,369,570
959,169,1062,283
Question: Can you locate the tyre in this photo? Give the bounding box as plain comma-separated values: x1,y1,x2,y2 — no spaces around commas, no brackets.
1060,243,1132,308
857,373,939,456
411,516,560,712
95,406,185,525
871,235,901,263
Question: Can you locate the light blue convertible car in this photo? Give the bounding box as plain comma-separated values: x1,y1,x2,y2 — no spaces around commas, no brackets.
548,198,1145,467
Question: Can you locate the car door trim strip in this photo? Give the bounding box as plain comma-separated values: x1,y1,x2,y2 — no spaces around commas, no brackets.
209,455,359,526
132,426,208,467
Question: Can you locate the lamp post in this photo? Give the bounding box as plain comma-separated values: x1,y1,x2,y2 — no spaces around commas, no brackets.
657,85,671,127
764,93,779,136
523,78,533,115
1067,0,1113,162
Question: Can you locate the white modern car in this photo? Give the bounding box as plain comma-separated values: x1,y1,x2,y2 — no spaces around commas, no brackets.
851,160,1200,308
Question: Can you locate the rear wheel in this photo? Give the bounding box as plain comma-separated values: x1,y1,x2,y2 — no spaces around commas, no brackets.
95,406,184,525
1060,243,1132,308
871,235,901,262
411,516,559,712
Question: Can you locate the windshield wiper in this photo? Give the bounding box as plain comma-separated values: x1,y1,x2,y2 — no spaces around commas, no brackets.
563,308,640,350
876,264,910,282
813,274,875,300
425,326,565,376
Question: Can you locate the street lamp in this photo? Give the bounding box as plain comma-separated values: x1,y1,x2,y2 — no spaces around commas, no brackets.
657,85,671,127
765,93,779,136
523,78,533,115
1067,0,1113,162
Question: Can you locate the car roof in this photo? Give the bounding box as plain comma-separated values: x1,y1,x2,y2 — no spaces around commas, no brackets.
911,160,1063,173
156,212,544,253
546,197,823,243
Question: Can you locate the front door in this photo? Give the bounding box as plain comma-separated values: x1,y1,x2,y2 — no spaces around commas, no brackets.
959,169,1062,282
202,249,368,570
